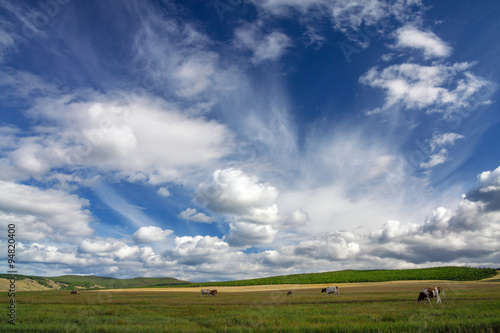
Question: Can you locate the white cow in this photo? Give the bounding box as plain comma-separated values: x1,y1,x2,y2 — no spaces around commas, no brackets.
201,289,210,296
321,286,340,296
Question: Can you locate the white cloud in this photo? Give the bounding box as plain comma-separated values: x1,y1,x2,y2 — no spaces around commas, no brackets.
227,221,278,247
178,208,215,223
132,6,239,103
234,23,291,64
466,166,500,212
0,180,94,242
420,132,464,169
19,243,89,266
132,226,174,243
251,0,421,27
196,168,279,215
157,187,171,197
394,25,451,59
5,94,234,184
360,62,490,114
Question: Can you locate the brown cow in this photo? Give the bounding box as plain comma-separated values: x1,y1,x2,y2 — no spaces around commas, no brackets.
417,287,444,304
209,289,217,296
287,290,294,295
70,289,80,295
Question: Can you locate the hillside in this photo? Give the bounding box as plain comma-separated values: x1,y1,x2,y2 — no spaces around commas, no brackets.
2,267,497,291
0,274,189,291
181,266,498,288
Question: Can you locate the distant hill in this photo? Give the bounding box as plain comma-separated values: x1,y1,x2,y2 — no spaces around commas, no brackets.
181,266,498,288
0,274,189,291
2,267,497,291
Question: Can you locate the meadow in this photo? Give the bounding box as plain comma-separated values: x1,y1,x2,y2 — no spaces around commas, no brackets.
2,276,499,332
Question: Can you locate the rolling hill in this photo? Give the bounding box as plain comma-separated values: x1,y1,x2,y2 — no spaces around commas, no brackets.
1,266,497,291
0,274,189,291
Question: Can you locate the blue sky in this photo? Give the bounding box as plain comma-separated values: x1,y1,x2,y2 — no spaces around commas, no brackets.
1,0,499,281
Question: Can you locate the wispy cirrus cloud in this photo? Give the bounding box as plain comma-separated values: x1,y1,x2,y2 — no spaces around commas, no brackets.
234,22,292,64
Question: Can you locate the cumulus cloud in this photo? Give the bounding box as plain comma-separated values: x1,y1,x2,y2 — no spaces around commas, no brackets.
132,226,174,243
166,235,238,266
196,168,279,215
465,166,500,212
195,168,293,247
178,208,215,223
157,187,171,197
394,25,451,59
360,62,490,114
227,222,278,247
19,243,89,266
4,94,234,184
364,167,500,264
0,180,94,242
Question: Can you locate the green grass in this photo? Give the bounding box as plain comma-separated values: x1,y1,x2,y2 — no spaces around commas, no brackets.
2,278,499,332
182,266,497,287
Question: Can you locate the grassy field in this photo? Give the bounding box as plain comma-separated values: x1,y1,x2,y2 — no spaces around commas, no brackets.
2,276,499,332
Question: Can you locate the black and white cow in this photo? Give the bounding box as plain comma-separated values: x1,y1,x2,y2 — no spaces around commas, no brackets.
417,287,444,304
321,286,340,296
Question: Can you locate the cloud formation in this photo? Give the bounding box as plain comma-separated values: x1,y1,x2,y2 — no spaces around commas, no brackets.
0,180,93,242
178,208,215,223
394,25,451,59
133,226,174,243
360,62,490,114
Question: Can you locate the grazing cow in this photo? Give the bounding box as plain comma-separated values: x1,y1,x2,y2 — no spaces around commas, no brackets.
201,289,210,296
321,286,340,296
417,287,444,304
70,289,80,295
287,290,294,295
209,289,217,296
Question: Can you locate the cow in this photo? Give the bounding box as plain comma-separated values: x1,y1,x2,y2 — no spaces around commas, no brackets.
70,289,80,295
201,289,210,296
417,287,444,304
209,289,217,296
287,290,294,295
321,286,340,296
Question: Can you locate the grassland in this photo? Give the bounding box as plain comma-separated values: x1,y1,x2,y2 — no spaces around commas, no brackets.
2,273,499,332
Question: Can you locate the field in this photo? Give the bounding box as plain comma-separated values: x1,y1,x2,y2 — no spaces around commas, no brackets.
2,275,500,332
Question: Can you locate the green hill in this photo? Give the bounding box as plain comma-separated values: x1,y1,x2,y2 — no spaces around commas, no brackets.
3,267,497,291
182,266,498,288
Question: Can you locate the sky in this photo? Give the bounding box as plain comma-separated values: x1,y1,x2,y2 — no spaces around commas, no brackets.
0,0,499,281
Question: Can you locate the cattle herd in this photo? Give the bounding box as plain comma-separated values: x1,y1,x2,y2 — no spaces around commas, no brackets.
198,285,445,304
